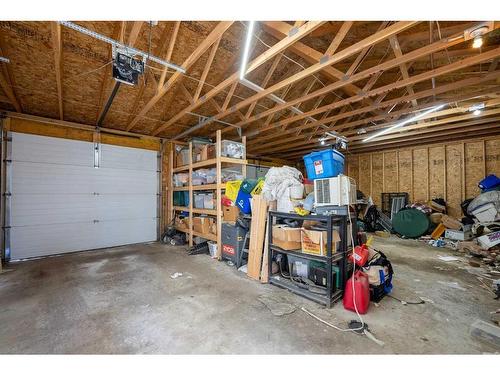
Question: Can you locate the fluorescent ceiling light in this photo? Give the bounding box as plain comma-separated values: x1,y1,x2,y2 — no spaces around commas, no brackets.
239,21,256,80
362,104,446,143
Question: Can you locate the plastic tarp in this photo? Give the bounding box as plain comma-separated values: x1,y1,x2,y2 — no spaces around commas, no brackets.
262,166,303,202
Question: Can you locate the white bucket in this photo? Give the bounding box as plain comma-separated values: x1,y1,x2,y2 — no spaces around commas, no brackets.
208,241,218,258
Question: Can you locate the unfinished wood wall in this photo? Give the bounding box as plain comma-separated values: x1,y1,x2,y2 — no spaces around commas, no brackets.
346,135,500,217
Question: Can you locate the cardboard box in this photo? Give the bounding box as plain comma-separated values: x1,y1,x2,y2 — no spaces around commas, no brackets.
176,149,190,167
304,183,314,195
175,216,190,230
272,225,302,250
301,228,340,256
441,215,462,230
223,205,239,222
193,217,211,234
445,229,473,241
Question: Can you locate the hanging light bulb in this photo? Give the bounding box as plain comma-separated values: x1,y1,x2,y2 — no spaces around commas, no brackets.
473,109,481,116
472,36,483,49
320,139,326,145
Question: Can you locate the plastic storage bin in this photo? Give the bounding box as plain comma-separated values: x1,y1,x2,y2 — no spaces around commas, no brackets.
221,140,245,159
303,149,344,179
479,174,500,192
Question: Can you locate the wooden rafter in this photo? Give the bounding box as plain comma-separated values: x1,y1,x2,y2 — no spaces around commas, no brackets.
262,21,361,97
237,24,484,133
172,21,417,139
193,37,221,102
249,72,500,153
389,35,418,107
245,53,283,119
244,39,500,140
0,38,21,112
125,23,173,126
222,81,238,111
127,21,234,132
50,22,64,120
324,21,353,56
158,21,181,90
152,21,326,137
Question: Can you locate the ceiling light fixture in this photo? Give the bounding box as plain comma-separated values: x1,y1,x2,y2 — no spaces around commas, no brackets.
363,104,446,143
472,36,483,49
473,109,481,116
59,21,185,73
468,24,490,49
239,21,256,80
0,56,10,63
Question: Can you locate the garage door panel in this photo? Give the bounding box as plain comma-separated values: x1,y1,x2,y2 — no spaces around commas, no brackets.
10,218,157,260
11,194,96,226
95,194,157,221
12,162,97,195
9,132,159,260
100,144,158,171
12,132,94,166
94,169,158,194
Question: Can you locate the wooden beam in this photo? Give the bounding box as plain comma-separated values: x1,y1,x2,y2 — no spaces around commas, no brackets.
127,21,144,47
128,21,233,131
0,65,21,112
324,21,354,56
238,22,494,134
158,21,181,89
179,83,194,104
247,46,500,138
50,22,64,120
193,37,221,102
249,67,500,152
222,81,238,111
172,21,418,139
0,39,21,112
245,54,282,119
261,21,361,97
249,86,496,153
125,22,173,126
389,35,418,107
152,21,326,136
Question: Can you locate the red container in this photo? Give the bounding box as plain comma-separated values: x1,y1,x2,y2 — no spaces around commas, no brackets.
343,270,370,314
348,244,369,267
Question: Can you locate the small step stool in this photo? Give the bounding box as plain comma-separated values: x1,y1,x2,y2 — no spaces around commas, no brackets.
237,231,250,268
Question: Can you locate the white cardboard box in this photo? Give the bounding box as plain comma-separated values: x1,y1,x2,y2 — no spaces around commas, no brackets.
445,229,473,241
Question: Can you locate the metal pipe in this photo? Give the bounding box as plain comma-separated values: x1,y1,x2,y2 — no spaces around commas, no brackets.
97,81,121,127
59,21,185,73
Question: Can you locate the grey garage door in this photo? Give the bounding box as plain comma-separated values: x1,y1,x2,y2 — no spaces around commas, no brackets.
6,132,158,260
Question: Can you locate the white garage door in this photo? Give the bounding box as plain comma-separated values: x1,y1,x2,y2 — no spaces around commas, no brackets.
7,132,158,260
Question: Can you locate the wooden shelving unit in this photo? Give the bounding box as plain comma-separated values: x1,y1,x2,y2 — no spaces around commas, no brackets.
169,129,247,258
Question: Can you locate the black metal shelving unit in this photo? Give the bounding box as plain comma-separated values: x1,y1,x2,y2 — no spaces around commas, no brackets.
267,210,354,308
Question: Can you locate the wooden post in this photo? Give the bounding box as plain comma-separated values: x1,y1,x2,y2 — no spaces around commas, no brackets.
426,147,430,202
410,149,414,202
396,151,400,192
443,146,447,202
382,152,385,193
216,130,222,259
188,142,193,248
369,154,373,199
482,139,486,177
461,142,466,201
168,142,174,225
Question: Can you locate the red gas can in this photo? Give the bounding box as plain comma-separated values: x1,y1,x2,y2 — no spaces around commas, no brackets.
348,244,369,267
343,270,370,314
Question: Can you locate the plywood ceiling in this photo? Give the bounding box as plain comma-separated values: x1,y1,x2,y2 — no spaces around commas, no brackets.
0,21,499,160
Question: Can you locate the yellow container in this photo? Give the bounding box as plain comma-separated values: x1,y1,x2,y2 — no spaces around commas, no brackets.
225,180,242,202
250,179,265,196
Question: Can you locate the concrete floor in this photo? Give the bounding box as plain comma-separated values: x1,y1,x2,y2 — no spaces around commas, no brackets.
0,236,499,354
